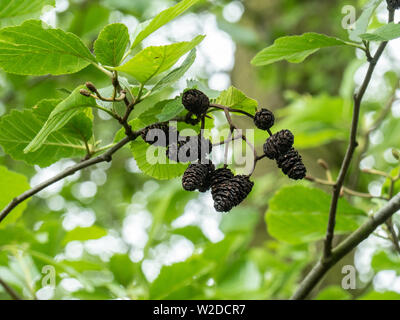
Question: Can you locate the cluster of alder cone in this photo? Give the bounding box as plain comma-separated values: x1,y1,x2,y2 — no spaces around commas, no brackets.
141,89,306,212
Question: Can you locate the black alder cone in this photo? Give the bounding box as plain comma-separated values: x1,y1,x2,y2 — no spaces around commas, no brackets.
210,168,234,188
263,129,294,160
198,163,216,192
212,174,254,212
276,147,306,180
178,135,213,162
387,0,400,9
182,163,215,192
141,123,177,147
182,89,210,115
254,108,275,130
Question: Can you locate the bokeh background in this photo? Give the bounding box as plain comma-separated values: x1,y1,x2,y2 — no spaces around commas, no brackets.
1,0,400,300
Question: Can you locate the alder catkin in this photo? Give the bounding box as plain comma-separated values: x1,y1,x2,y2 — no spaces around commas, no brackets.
263,129,294,160
254,108,275,130
211,174,254,212
182,89,210,115
276,147,306,180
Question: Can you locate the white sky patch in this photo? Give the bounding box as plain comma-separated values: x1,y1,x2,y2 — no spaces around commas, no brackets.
46,194,65,211
359,155,375,170
60,278,83,292
223,1,244,23
65,241,84,260
208,72,231,91
62,206,96,231
85,234,128,261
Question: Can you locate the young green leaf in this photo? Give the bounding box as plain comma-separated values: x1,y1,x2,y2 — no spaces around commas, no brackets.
315,286,351,300
151,49,197,94
371,251,400,274
156,98,185,122
348,0,383,42
360,22,400,41
251,33,350,66
0,0,55,27
115,35,205,84
0,101,90,167
24,87,97,153
214,86,258,114
94,23,130,67
62,226,107,245
265,186,366,244
0,19,96,75
149,258,213,299
130,0,200,50
0,166,30,228
130,138,187,180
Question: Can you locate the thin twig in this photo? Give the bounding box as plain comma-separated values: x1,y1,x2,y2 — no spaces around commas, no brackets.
323,9,394,259
351,84,398,186
210,103,255,119
0,135,136,224
306,175,388,200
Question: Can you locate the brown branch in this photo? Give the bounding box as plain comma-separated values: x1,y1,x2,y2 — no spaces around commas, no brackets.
306,175,388,201
323,9,395,259
0,135,138,225
0,277,22,300
291,191,400,300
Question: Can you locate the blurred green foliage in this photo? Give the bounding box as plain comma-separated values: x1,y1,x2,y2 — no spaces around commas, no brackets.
0,0,400,301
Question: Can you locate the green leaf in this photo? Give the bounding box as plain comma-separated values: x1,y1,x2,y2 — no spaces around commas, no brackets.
219,207,259,234
130,138,187,180
149,258,213,299
251,33,349,66
214,86,257,114
0,166,30,228
24,86,98,153
0,19,96,75
315,286,351,300
0,0,55,27
371,251,400,274
171,226,208,244
267,94,349,148
109,254,135,286
348,0,383,42
265,186,366,244
115,35,205,84
217,260,262,296
151,49,196,94
63,226,107,245
156,98,184,122
0,100,90,167
359,291,400,300
360,22,400,41
94,23,130,67
130,0,200,50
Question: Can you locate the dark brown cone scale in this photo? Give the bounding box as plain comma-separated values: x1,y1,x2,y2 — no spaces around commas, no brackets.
210,168,234,187
198,163,215,192
211,173,254,212
182,89,210,115
178,135,212,162
276,147,306,180
182,163,214,192
141,123,176,147
263,129,294,160
254,108,275,130
387,0,400,9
